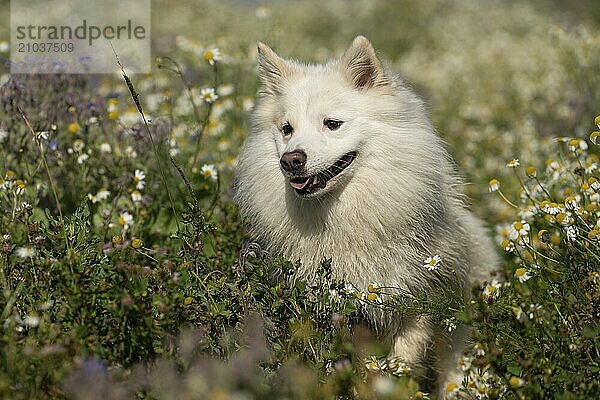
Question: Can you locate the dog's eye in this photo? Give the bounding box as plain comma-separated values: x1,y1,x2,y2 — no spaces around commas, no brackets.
281,122,294,136
324,119,344,131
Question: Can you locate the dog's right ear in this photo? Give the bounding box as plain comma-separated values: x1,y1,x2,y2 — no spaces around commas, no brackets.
257,42,295,95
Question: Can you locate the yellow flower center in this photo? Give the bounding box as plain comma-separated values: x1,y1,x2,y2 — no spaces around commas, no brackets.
366,292,378,302
204,50,214,61
525,166,536,177
508,376,523,388
68,123,80,134
514,222,523,230
515,267,526,277
446,383,458,393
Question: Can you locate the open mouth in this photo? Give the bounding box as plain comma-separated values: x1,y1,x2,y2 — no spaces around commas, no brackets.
288,151,356,196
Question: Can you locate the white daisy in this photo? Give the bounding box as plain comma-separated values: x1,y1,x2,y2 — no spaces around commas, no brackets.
16,246,37,259
390,359,412,376
488,179,500,192
457,356,472,371
567,138,587,152
203,48,222,65
99,142,112,153
365,356,387,372
445,382,460,399
423,255,442,271
473,342,486,356
506,158,520,168
482,280,501,300
36,131,49,141
200,87,219,104
341,283,357,295
118,211,134,231
131,190,142,202
77,153,89,164
134,169,146,189
200,164,218,181
508,220,530,243
512,305,525,321
514,267,531,283
96,188,110,201
72,139,85,152
542,202,563,215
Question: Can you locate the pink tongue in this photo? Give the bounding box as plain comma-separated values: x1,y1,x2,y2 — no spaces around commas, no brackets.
290,178,310,190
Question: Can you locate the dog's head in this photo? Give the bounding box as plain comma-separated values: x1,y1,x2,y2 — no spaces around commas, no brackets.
253,36,395,199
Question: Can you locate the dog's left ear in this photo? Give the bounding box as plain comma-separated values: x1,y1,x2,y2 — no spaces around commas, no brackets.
340,36,388,89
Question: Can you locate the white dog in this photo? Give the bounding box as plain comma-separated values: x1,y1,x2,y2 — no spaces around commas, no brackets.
234,35,498,397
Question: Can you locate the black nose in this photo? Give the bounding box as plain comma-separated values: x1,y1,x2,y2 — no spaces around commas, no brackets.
280,150,307,174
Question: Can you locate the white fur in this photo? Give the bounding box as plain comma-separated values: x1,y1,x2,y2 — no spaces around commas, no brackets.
234,36,498,397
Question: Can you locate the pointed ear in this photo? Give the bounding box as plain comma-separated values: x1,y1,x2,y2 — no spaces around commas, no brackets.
340,36,388,89
257,42,295,95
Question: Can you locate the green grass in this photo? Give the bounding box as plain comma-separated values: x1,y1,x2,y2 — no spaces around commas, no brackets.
0,1,599,399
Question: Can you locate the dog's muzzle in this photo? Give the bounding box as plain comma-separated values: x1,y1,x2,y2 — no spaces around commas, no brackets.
286,151,356,196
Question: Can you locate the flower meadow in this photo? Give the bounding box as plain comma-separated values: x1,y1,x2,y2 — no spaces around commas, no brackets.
1,1,599,399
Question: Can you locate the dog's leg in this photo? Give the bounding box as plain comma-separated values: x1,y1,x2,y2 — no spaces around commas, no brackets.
391,315,434,378
432,325,468,399
392,317,468,398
